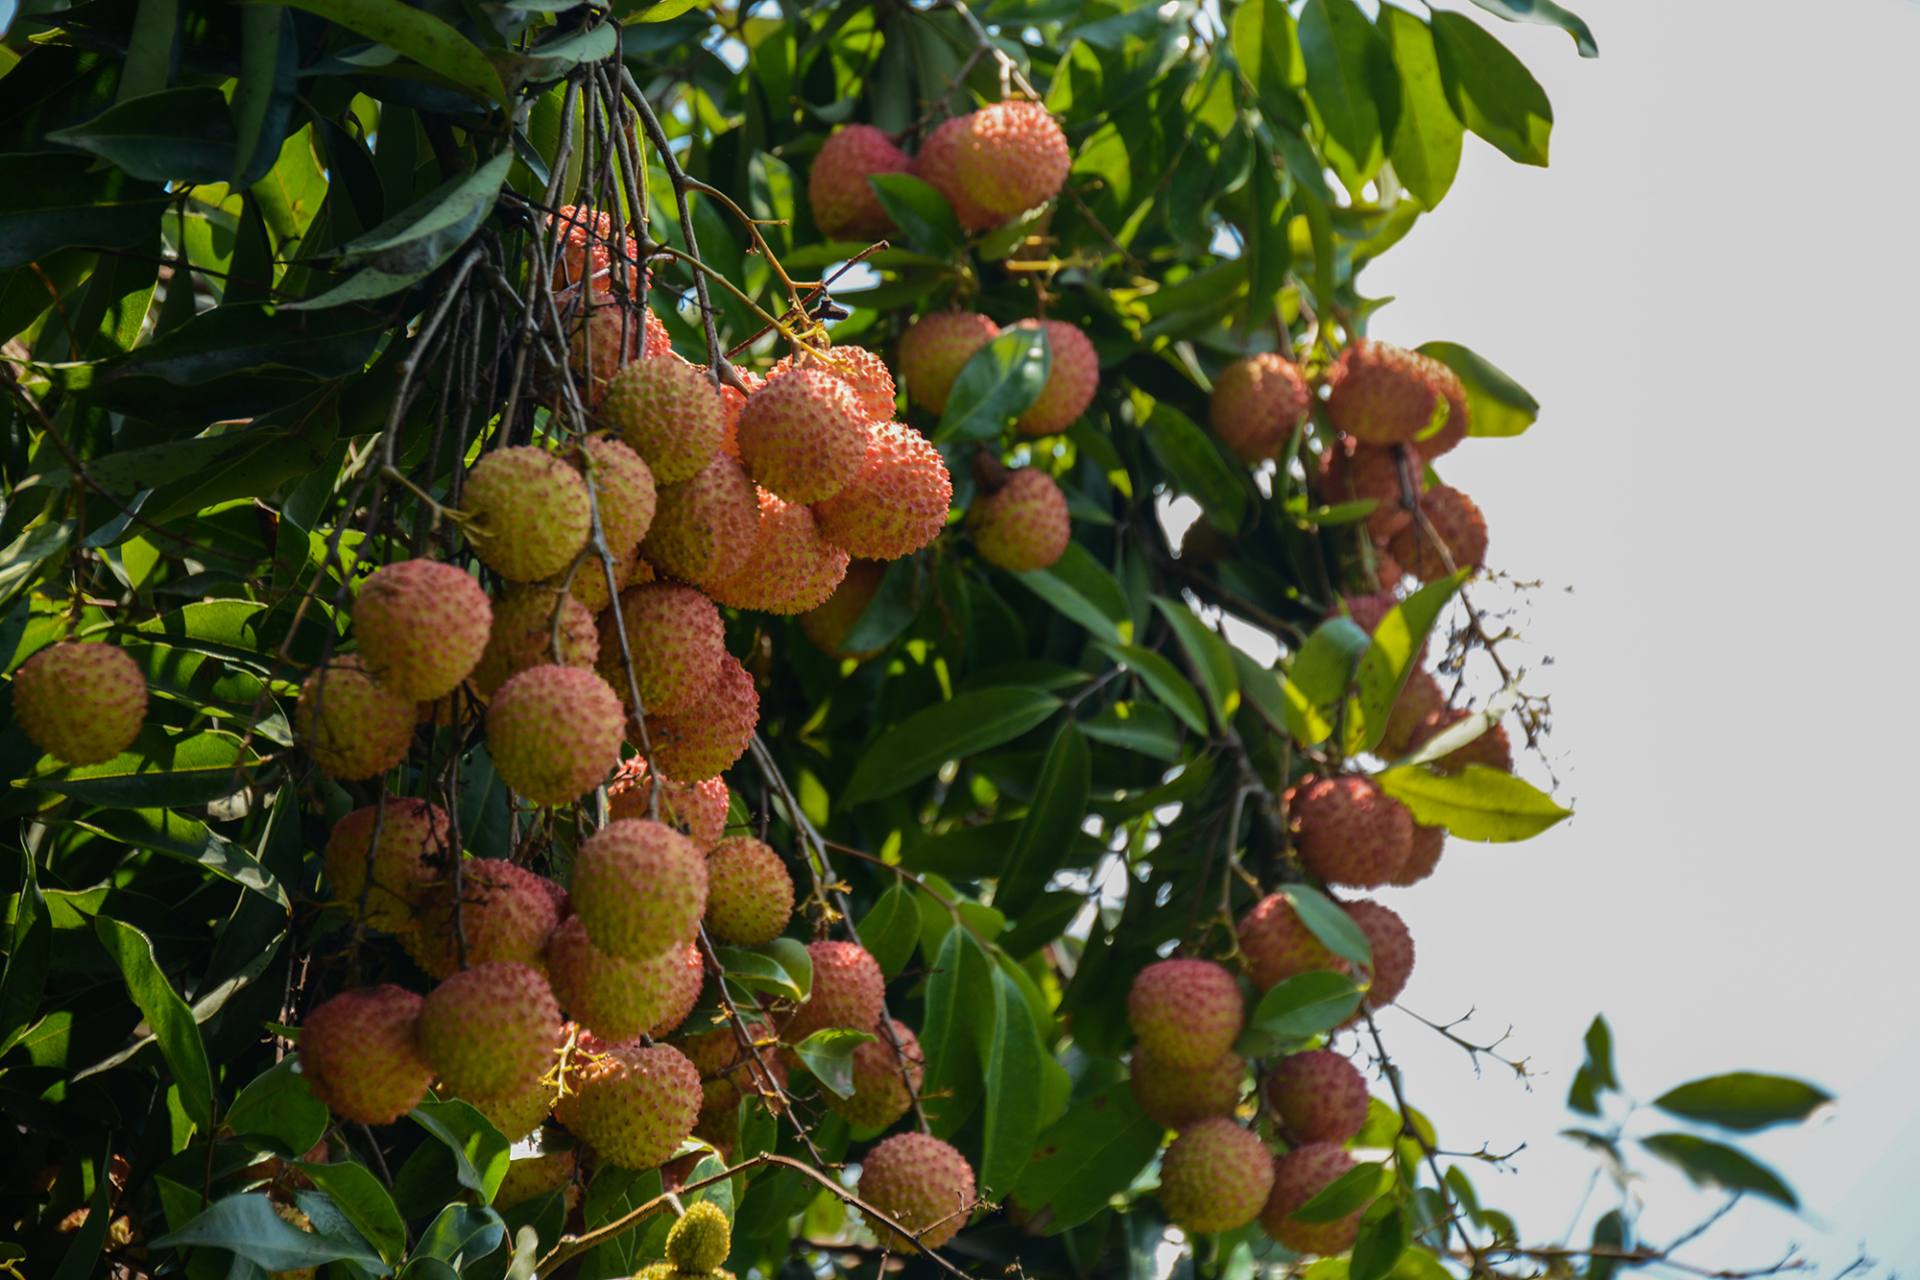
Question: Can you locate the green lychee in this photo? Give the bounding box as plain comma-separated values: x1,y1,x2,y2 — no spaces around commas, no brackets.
1127,958,1243,1070
555,1041,702,1170
1156,1117,1273,1236
463,446,593,583
12,641,147,766
419,961,560,1102
486,665,624,805
471,585,599,699
297,656,415,781
702,837,794,946
1128,1047,1244,1130
799,560,887,661
547,915,708,1042
572,818,710,959
602,356,724,485
495,1149,577,1209
323,800,450,933
666,1200,732,1273
578,434,658,556
607,759,730,849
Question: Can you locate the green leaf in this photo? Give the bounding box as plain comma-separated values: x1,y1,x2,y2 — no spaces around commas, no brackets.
998,723,1091,902
1346,572,1466,754
92,916,214,1130
1151,597,1239,726
153,1194,383,1272
232,5,296,184
1381,9,1464,208
937,327,1050,442
1244,971,1362,1050
1142,404,1248,533
856,882,922,978
866,173,963,256
1080,701,1183,761
1468,0,1598,57
0,154,170,269
1284,616,1371,746
1007,1083,1165,1232
225,1056,328,1156
266,0,508,103
1418,341,1540,437
1231,0,1305,109
68,809,287,906
1281,885,1372,970
0,847,51,1060
977,967,1045,1198
52,1144,113,1280
295,1160,406,1264
1018,543,1132,645
1292,1160,1389,1223
1566,1014,1617,1117
789,1028,876,1100
1375,764,1571,841
844,687,1060,804
919,926,992,1136
1351,1203,1410,1280
47,87,236,184
412,1098,511,1202
1652,1072,1832,1134
1298,0,1397,192
1431,12,1553,167
764,937,815,1000
1639,1133,1797,1208
414,1202,507,1265
27,729,253,808
714,943,810,1003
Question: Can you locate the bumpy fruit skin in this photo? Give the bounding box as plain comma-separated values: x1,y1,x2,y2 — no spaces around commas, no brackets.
774,345,897,423
574,819,710,959
715,368,763,459
1388,484,1488,580
473,586,599,699
831,1020,924,1131
1265,1050,1368,1145
800,560,888,661
648,942,707,1038
12,641,148,767
555,1041,701,1170
579,435,658,555
970,470,1070,573
608,759,730,849
857,1132,976,1250
352,560,493,702
1393,822,1447,886
548,914,704,1041
420,962,560,1101
809,125,911,241
1262,1143,1362,1255
1407,707,1513,773
1128,1048,1244,1130
952,101,1071,217
465,447,594,583
297,657,415,781
487,665,623,805
1290,775,1414,888
565,291,674,404
811,422,952,560
1319,439,1415,538
603,357,725,485
1237,893,1340,991
1014,320,1099,435
495,1150,576,1210
1324,340,1469,456
898,311,999,413
703,837,794,946
1128,959,1244,1070
666,1199,732,1273
567,543,645,614
1210,354,1312,465
406,858,561,978
643,655,759,782
913,116,1001,231
324,800,449,932
1156,1118,1274,1236
552,205,638,293
299,985,432,1124
1379,668,1445,758
596,583,725,717
642,456,761,587
705,491,851,615
736,367,870,504
1345,899,1414,1008
784,941,885,1042
476,1060,561,1141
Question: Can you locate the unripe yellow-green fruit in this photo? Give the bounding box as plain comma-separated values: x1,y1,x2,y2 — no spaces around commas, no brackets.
419,962,560,1102
970,469,1070,573
486,665,624,805
666,1200,732,1273
323,799,449,933
472,585,599,700
352,559,493,702
464,446,594,583
702,837,793,946
572,818,710,959
555,1041,701,1171
578,434,657,556
602,356,725,485
856,1132,976,1251
297,656,415,781
12,641,147,766
1157,1117,1273,1236
1127,958,1243,1070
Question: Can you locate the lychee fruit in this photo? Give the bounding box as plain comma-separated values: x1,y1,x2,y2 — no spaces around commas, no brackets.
566,292,671,405
297,656,415,781
642,654,759,782
736,366,870,504
1324,340,1468,456
1013,319,1098,436
1128,1047,1244,1130
809,124,911,241
1127,958,1244,1069
1319,438,1416,538
298,985,432,1124
1387,484,1488,579
703,837,794,946
608,759,731,849
898,311,999,413
475,1057,560,1141
913,115,1002,231
406,858,561,978
1156,1117,1274,1236
800,560,888,661
595,583,725,717
602,356,725,485
11,640,148,767
1265,1050,1369,1145
551,205,638,294
495,1149,577,1210
1393,823,1447,887
324,799,449,933
1261,1142,1363,1256
486,665,624,805
555,1041,702,1170
811,421,952,561
1378,668,1445,758
464,446,594,583
1289,775,1414,888
704,490,851,616
1345,899,1415,1008
773,345,897,422
970,469,1070,573
350,559,492,702
716,367,763,459
666,1199,732,1273
578,434,658,555
783,940,885,1042
472,585,599,699
547,914,704,1042
951,101,1071,218
1236,893,1340,991
830,1019,924,1130
572,818,710,959
641,455,760,588
1407,706,1513,773
856,1132,976,1250
566,542,645,614
1209,353,1312,465
419,962,560,1101
647,941,708,1039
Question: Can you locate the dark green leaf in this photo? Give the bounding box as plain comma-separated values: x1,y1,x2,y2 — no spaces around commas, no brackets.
1566,1014,1617,1116
937,327,1050,442
714,943,809,1003
867,173,964,256
268,0,508,103
998,723,1091,901
1351,1203,1409,1280
1298,0,1397,191
920,926,992,1136
1018,543,1132,645
1381,9,1464,208
47,87,236,184
856,882,922,978
1151,596,1239,726
1587,1210,1627,1280
153,1194,383,1271
790,1028,876,1100
295,1160,406,1264
412,1098,511,1201
1007,1083,1164,1232
844,687,1060,804
1282,884,1372,970
92,916,214,1130
0,847,51,1059
978,967,1046,1197
414,1202,508,1265
1292,1160,1388,1222
51,1144,113,1280
1143,404,1250,532
1080,700,1183,761
0,154,170,270
1432,12,1553,166
69,808,287,905
1469,0,1598,57
1418,341,1540,437
28,729,253,807
1652,1072,1832,1134
232,5,297,184
226,1056,328,1156
1375,763,1571,841
1639,1133,1797,1208
1244,970,1362,1050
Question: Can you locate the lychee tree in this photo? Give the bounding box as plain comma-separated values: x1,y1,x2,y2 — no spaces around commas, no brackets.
0,2,1840,1279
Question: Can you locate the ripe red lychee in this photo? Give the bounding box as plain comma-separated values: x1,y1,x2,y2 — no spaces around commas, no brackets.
1265,1050,1369,1145
297,656,415,781
1237,893,1341,991
464,446,594,583
1345,899,1415,1008
1127,958,1244,1070
555,1041,702,1171
703,837,794,946
1319,438,1416,538
566,292,672,405
1388,484,1488,579
641,455,761,588
578,435,658,556
1128,1047,1244,1130
11,640,148,767
830,1019,924,1130
1262,1142,1363,1255
547,915,705,1042
898,311,999,413
486,665,624,805
299,985,432,1125
551,205,639,294
913,115,1001,231
736,366,870,504
811,422,952,561
1324,340,1468,456
1210,353,1312,465
716,367,763,459
1393,823,1447,887
573,818,709,958
608,759,731,849
406,858,561,978
1407,706,1513,773
642,654,759,782
1289,775,1414,888
596,583,725,718
970,469,1070,573
1379,668,1446,758
351,559,492,703
419,962,560,1102
602,356,725,485
800,560,888,661
1156,1117,1274,1236
951,101,1071,218
809,124,911,241
784,941,885,1042
324,799,449,933
773,345,897,423
472,585,599,699
495,1149,577,1210
857,1132,976,1250
1013,320,1098,436
704,490,851,615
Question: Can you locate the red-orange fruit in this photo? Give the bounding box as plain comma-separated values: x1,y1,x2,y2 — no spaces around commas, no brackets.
898,311,999,413
601,355,725,486
1388,484,1488,579
547,915,705,1042
565,543,644,614
1127,958,1243,1070
578,435,658,556
1128,1047,1244,1130
1319,438,1416,538
783,941,885,1042
1393,822,1448,887
951,101,1071,217
830,1020,924,1130
704,490,851,615
299,985,432,1124
809,124,911,241
551,205,638,294
564,291,672,405
811,422,952,560
736,366,870,504
800,560,888,660
352,560,492,702
642,654,759,782
647,941,707,1038
555,1041,702,1171
1378,668,1446,758
1013,319,1098,436
1265,1049,1368,1145
773,345,897,423
1345,899,1414,1007
913,115,1001,231
856,1132,976,1251
1407,707,1514,773
419,962,561,1102
297,656,415,781
464,446,594,583
970,469,1070,573
323,799,449,933
702,836,794,946
1323,340,1468,456
607,758,730,849
595,583,725,718
572,818,710,959
406,858,562,978
486,665,624,805
640,455,761,588
11,640,148,766
1262,1142,1364,1255
1236,893,1341,991
472,585,599,700
1289,775,1414,888
1209,353,1312,464
1157,1117,1274,1235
